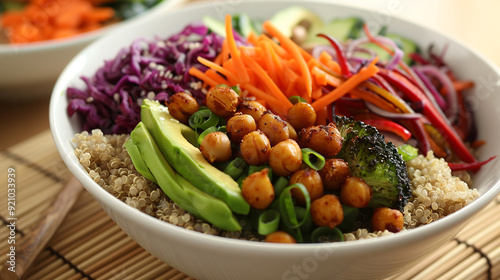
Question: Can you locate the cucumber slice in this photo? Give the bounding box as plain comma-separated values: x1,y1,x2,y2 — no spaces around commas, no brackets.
234,13,260,38
202,15,226,36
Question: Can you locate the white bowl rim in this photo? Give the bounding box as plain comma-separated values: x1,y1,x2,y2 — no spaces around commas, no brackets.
49,0,500,254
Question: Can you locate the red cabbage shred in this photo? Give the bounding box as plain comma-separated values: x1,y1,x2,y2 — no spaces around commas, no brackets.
67,23,236,134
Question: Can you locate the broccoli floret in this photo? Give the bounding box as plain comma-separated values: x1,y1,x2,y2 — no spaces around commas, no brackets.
335,116,411,211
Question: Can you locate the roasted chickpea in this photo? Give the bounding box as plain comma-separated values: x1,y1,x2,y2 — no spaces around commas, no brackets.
289,169,324,205
310,194,344,228
199,132,232,163
318,158,351,191
298,123,342,157
258,112,289,146
226,113,257,143
238,100,267,122
287,102,317,131
166,92,199,124
286,121,298,141
340,177,372,208
269,139,302,176
371,207,404,233
241,168,275,209
206,86,240,117
265,231,296,243
240,130,271,165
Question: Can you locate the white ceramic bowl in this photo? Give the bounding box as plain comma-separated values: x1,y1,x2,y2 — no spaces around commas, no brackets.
50,1,500,279
0,0,185,100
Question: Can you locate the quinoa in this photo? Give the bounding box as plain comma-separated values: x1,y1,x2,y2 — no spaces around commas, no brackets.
73,130,479,242
403,151,480,229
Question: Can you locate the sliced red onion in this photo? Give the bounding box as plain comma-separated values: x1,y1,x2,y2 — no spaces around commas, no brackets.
311,44,354,74
385,47,403,70
347,36,404,71
311,45,336,60
413,67,447,110
414,64,458,124
404,66,451,125
364,101,423,120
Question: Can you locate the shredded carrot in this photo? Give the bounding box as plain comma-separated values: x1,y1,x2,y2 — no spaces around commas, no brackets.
240,54,293,109
225,14,250,84
318,51,341,73
1,0,115,44
263,20,312,98
471,140,487,148
311,57,380,111
204,69,229,86
257,34,289,58
449,80,475,94
311,66,343,87
198,57,238,84
189,67,219,88
247,30,259,45
192,14,384,118
260,41,280,85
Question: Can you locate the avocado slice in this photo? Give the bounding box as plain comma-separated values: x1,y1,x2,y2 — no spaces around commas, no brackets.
304,17,364,47
130,122,242,231
125,138,157,183
141,99,250,215
269,6,324,38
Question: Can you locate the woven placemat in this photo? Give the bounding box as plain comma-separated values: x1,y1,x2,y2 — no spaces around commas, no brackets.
0,130,498,280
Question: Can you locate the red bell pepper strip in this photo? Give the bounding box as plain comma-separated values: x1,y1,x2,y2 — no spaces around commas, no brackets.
378,68,477,163
448,156,496,172
362,119,412,141
317,33,352,77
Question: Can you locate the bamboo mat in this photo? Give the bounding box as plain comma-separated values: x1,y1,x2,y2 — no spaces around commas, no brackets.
1,130,500,280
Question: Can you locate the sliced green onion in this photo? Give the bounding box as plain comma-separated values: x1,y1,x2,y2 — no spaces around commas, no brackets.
301,148,326,170
273,176,289,197
224,157,248,180
398,144,419,162
231,85,242,95
294,206,313,233
257,209,280,235
289,95,307,104
197,126,218,145
311,227,344,243
188,108,225,131
279,183,310,229
236,172,247,188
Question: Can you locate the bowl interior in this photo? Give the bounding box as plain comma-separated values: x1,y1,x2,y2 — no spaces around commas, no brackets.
49,0,500,279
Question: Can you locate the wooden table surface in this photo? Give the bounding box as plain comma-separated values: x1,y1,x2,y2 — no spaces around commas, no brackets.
1,0,499,151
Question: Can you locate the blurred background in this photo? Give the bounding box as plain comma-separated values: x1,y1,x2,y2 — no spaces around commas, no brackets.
0,0,498,150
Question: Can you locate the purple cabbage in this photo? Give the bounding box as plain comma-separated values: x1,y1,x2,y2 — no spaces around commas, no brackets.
67,23,238,134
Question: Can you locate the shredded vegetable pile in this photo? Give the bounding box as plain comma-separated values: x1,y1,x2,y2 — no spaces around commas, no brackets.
68,7,497,244
67,23,249,134
191,14,494,169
